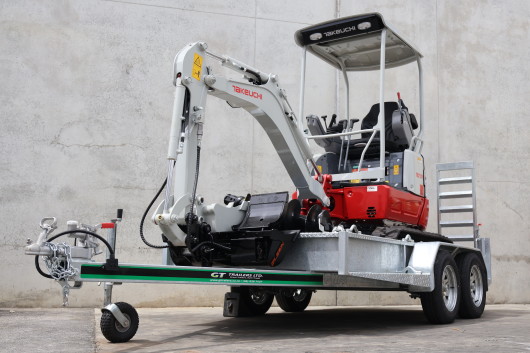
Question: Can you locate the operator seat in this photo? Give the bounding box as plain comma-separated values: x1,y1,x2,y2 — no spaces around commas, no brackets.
345,101,418,159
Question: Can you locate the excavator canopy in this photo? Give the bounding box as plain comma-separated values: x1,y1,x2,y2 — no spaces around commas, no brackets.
295,13,423,71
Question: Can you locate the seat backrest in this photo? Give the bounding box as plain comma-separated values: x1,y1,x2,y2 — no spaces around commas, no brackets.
390,110,414,149
360,101,418,151
360,102,399,139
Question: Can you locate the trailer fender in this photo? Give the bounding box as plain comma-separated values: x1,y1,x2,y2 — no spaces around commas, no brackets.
407,242,442,292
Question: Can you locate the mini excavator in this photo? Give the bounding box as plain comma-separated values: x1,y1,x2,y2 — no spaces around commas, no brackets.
153,14,440,269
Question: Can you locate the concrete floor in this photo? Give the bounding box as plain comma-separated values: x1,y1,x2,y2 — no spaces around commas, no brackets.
0,308,95,353
2,305,529,353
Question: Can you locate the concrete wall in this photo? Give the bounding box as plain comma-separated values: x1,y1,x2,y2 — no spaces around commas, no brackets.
1,0,528,308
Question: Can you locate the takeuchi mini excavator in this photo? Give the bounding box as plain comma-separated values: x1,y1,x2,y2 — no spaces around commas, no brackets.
153,15,435,268
25,13,491,343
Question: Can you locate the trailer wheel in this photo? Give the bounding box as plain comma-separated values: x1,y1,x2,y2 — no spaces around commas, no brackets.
420,251,460,324
275,288,312,312
239,287,274,316
457,252,487,319
100,302,139,343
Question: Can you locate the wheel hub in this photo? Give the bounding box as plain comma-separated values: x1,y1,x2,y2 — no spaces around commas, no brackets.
469,264,484,306
292,289,309,302
115,313,131,332
442,265,458,311
250,288,270,305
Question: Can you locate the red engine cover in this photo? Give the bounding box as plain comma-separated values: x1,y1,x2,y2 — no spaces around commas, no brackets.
296,175,429,230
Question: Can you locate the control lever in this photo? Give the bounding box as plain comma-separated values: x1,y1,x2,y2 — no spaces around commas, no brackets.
329,114,337,127
320,115,328,129
397,92,403,112
397,92,405,123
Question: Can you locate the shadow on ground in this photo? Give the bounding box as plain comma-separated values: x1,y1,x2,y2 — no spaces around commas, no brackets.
99,306,529,353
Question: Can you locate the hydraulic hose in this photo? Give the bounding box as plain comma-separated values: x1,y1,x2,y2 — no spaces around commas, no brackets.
189,146,201,218
140,144,200,249
34,229,116,279
35,256,52,279
191,240,230,253
47,230,115,255
186,146,201,250
186,145,231,257
139,177,170,249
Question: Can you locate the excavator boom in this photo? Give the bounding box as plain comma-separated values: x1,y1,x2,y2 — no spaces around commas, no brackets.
152,42,329,251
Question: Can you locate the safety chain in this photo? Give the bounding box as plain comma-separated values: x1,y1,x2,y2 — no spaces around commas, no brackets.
43,242,78,280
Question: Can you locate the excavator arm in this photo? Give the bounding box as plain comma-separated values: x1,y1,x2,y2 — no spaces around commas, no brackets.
152,42,329,250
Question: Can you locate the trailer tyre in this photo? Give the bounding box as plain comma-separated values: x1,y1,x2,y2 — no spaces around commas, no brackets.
420,251,460,324
457,252,487,319
275,289,312,312
239,287,274,316
101,302,139,343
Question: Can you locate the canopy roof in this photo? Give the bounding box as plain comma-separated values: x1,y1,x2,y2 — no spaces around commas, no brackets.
295,13,422,71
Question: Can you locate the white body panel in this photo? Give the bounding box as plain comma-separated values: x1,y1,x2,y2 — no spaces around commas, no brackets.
403,149,425,196
152,42,330,246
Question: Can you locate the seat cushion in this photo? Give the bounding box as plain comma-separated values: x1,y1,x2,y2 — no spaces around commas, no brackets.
343,137,400,159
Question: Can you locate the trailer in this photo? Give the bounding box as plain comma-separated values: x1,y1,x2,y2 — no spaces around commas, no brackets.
25,13,491,343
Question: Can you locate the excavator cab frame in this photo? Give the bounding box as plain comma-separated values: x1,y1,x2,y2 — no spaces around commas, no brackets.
297,12,425,181
293,13,429,234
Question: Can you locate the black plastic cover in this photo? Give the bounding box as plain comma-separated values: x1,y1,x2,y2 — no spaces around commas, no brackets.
235,192,289,230
295,14,384,46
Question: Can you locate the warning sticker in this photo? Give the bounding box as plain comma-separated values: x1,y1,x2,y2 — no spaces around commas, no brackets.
192,53,203,81
393,165,399,175
367,186,378,192
351,167,367,184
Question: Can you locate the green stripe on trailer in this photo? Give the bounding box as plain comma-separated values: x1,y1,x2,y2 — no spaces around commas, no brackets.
83,263,319,276
80,274,322,285
80,264,324,286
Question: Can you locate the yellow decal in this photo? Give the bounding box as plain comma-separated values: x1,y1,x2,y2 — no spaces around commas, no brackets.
351,167,366,184
192,53,203,81
393,165,399,175
317,165,323,173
